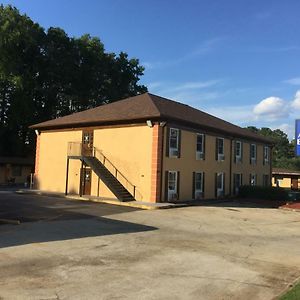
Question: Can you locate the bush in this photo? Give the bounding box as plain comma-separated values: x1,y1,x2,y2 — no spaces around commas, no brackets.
238,185,288,201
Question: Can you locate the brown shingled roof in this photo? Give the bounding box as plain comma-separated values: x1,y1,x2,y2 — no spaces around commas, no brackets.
30,92,272,144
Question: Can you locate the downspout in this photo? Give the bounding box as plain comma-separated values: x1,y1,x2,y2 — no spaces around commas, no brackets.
229,138,233,196
159,121,166,202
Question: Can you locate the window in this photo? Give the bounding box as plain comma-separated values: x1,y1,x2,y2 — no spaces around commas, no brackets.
167,171,178,201
12,165,22,177
216,138,225,161
250,144,257,164
250,173,257,186
216,172,225,197
169,128,179,157
233,173,242,195
196,134,204,160
264,146,270,165
263,174,269,186
194,172,204,199
235,141,242,163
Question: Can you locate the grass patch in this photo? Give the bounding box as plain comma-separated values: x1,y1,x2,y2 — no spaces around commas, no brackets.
280,282,300,300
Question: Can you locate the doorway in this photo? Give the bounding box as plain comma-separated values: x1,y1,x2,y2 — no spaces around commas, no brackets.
82,130,94,156
80,167,92,195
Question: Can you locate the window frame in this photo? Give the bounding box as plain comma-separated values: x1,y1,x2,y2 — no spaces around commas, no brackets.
216,172,224,196
264,146,270,164
196,133,204,160
250,143,257,164
233,173,242,194
169,128,179,157
168,171,178,200
216,138,225,161
194,172,204,194
250,173,257,186
235,140,242,162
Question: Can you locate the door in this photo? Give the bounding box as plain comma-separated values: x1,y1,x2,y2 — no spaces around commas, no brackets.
82,130,94,156
81,168,92,195
291,177,298,190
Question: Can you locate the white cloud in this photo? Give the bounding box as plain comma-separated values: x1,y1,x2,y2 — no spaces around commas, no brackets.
284,77,300,85
291,90,300,109
253,96,289,120
271,123,294,140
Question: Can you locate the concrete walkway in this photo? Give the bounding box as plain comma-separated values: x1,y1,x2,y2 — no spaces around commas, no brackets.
16,189,185,209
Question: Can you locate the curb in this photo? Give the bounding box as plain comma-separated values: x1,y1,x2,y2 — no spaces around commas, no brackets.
15,190,183,210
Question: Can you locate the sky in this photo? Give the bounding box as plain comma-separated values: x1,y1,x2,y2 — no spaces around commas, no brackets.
2,0,300,139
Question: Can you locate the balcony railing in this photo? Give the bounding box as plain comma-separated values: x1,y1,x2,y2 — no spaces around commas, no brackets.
67,142,137,198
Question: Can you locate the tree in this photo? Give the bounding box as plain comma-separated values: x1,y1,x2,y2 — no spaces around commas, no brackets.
246,126,299,170
0,5,147,157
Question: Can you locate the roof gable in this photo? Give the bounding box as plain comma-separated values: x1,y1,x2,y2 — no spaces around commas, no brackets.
31,92,272,144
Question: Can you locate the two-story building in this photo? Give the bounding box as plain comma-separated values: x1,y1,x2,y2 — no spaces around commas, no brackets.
31,93,272,203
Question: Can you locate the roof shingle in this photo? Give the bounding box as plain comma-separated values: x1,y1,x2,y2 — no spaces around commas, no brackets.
30,92,272,144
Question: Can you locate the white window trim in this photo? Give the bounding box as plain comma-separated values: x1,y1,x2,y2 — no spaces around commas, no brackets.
217,172,224,196
168,171,178,201
250,173,256,186
235,141,242,162
195,172,204,194
169,128,179,157
264,146,269,164
250,143,257,163
217,138,225,161
196,133,204,160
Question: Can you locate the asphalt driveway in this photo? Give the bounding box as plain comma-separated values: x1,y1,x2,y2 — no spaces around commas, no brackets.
0,192,300,299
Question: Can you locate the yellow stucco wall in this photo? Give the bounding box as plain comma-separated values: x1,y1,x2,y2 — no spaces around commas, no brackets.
162,127,271,201
37,125,153,201
37,130,82,193
91,125,153,201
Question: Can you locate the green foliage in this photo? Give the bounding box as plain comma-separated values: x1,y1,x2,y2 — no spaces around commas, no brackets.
246,126,298,170
280,282,300,300
239,185,288,201
0,5,147,157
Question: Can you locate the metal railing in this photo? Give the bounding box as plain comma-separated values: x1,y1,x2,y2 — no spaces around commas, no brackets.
67,142,136,198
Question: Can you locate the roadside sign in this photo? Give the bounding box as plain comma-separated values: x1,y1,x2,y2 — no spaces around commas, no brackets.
296,120,300,156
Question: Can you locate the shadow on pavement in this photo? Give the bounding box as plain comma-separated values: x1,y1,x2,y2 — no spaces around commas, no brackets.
0,192,157,248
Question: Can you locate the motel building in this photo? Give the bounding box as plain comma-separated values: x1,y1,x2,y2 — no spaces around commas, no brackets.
31,93,272,203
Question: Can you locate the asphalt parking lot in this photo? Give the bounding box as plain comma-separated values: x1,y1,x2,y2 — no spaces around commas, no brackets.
0,192,300,300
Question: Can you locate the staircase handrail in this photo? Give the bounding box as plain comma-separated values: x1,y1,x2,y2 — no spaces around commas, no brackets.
67,141,136,197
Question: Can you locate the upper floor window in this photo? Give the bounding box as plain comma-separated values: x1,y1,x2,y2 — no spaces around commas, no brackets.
169,128,180,157
250,143,257,164
196,134,205,160
235,141,242,163
216,138,225,161
263,146,270,165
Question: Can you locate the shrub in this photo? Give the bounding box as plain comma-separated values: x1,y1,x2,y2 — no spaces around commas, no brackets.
238,185,288,201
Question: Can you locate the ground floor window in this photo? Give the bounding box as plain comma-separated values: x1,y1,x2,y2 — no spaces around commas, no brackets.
167,171,179,201
263,174,269,186
250,174,257,186
216,172,225,197
193,172,204,199
11,165,22,177
233,173,242,195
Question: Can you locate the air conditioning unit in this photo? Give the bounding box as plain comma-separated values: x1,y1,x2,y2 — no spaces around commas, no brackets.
236,156,242,163
170,148,178,157
195,191,203,200
196,152,204,160
218,154,225,161
168,193,178,202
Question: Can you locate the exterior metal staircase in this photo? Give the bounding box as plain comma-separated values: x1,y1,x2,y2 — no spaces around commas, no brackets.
82,156,135,202
67,142,136,202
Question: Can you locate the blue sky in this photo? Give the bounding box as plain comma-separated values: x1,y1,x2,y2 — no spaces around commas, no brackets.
2,0,300,138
